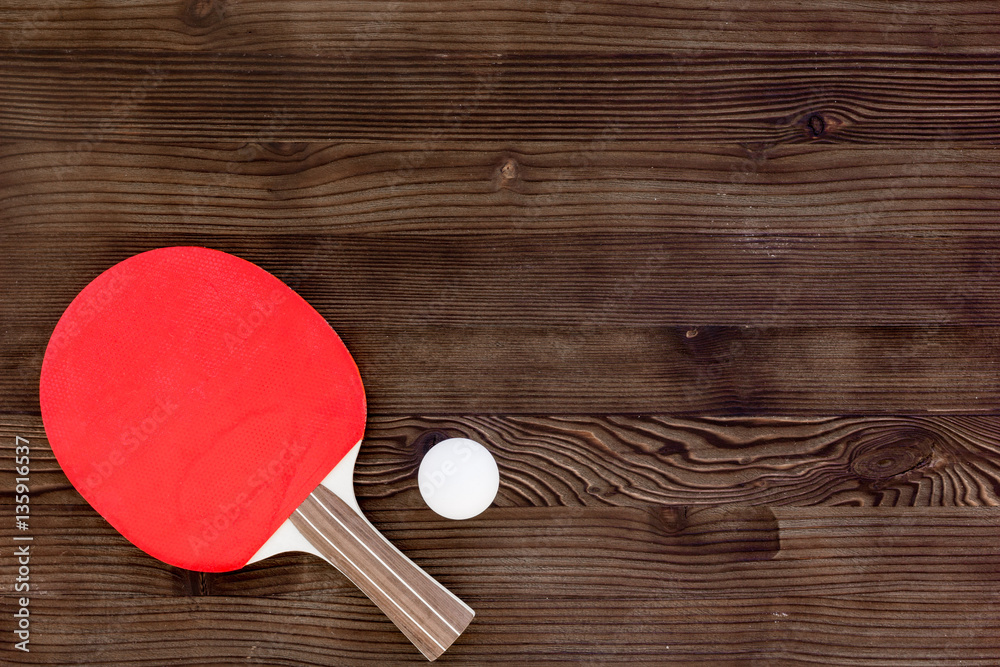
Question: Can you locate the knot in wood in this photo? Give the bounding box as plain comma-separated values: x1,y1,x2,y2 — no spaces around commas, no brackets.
262,142,307,157
181,0,227,28
500,158,518,180
413,430,451,454
849,428,935,480
805,113,827,138
657,506,690,534
801,111,848,139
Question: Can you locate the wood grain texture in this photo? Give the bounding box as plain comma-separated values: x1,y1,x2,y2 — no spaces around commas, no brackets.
3,52,1000,143
5,0,1000,663
202,506,1000,601
5,227,1000,413
4,141,1000,236
6,324,1000,415
4,594,1000,666
8,231,1000,326
8,498,1000,607
4,507,1000,665
3,0,999,54
12,413,1000,512
356,415,1000,510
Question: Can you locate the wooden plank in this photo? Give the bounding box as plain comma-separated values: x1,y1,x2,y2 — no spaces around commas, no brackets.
6,486,1000,603
8,319,1000,414
10,413,1000,511
4,511,1000,664
6,322,1000,414
6,595,1000,666
1,595,999,666
4,141,1000,236
3,52,1000,143
2,1,999,55
6,231,1000,328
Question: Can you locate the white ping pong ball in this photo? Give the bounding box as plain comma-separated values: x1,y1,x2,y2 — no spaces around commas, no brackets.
418,438,499,520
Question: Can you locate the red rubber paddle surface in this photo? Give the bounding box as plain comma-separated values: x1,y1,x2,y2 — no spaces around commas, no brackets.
40,247,366,572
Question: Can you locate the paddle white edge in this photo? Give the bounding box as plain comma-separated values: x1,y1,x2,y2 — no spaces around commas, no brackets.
246,440,362,565
245,438,474,615
245,438,476,660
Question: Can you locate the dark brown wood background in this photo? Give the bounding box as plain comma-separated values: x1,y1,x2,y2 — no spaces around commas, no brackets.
4,1,1000,664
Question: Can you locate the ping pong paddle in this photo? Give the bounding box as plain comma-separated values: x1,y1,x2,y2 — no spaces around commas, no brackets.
39,246,474,660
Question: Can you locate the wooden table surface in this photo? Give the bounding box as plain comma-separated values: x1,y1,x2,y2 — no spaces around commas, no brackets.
4,2,1000,665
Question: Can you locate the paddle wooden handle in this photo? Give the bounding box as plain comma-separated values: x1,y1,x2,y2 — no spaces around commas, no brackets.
290,485,475,661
